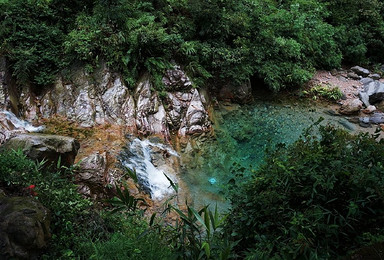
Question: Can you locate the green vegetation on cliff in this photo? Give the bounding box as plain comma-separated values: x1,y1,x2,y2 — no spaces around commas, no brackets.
1,0,383,91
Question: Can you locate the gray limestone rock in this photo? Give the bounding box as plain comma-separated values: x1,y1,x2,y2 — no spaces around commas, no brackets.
359,113,384,125
1,134,79,167
351,66,370,77
362,105,376,114
77,152,114,198
179,89,211,136
347,72,360,80
358,80,384,106
360,77,374,85
135,74,169,137
8,64,212,140
370,74,381,80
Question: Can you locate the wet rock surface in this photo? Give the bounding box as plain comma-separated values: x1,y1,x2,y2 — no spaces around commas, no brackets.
0,196,51,259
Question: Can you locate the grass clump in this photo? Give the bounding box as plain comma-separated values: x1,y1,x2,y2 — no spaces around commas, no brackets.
303,84,344,101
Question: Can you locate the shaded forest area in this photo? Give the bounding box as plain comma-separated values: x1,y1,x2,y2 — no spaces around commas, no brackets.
1,0,383,92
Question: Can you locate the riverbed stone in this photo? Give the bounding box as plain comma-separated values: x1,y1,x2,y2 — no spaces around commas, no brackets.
1,134,80,167
369,112,384,124
351,66,370,77
358,80,384,106
360,77,374,85
0,196,51,259
347,72,360,80
362,105,376,114
338,98,363,115
370,74,381,80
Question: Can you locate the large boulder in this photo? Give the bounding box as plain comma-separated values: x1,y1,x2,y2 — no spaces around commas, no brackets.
358,80,384,106
338,98,363,115
351,66,370,77
1,134,79,167
0,196,51,259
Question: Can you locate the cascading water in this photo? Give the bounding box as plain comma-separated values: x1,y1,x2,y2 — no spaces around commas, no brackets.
121,138,179,199
2,111,44,132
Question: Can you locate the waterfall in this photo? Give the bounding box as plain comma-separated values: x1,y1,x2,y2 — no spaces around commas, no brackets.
121,138,178,199
2,111,44,132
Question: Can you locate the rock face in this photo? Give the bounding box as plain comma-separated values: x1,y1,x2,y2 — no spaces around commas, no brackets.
178,89,211,135
36,68,137,130
359,80,384,107
9,64,211,140
162,65,192,91
0,196,51,259
1,134,79,167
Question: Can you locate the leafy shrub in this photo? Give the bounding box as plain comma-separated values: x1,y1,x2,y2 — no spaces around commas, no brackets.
323,0,384,64
78,214,172,260
305,85,344,101
0,150,93,257
227,126,384,259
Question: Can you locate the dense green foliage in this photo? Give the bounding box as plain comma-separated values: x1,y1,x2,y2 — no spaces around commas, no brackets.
0,150,172,259
227,126,384,259
1,0,383,91
0,150,92,256
2,127,384,259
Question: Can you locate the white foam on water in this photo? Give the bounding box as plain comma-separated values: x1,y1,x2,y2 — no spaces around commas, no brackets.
3,111,45,132
122,138,178,199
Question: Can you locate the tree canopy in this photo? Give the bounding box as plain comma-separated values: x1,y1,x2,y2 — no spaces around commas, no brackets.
1,0,383,90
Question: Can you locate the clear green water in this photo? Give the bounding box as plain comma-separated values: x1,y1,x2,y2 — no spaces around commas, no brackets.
179,101,357,211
